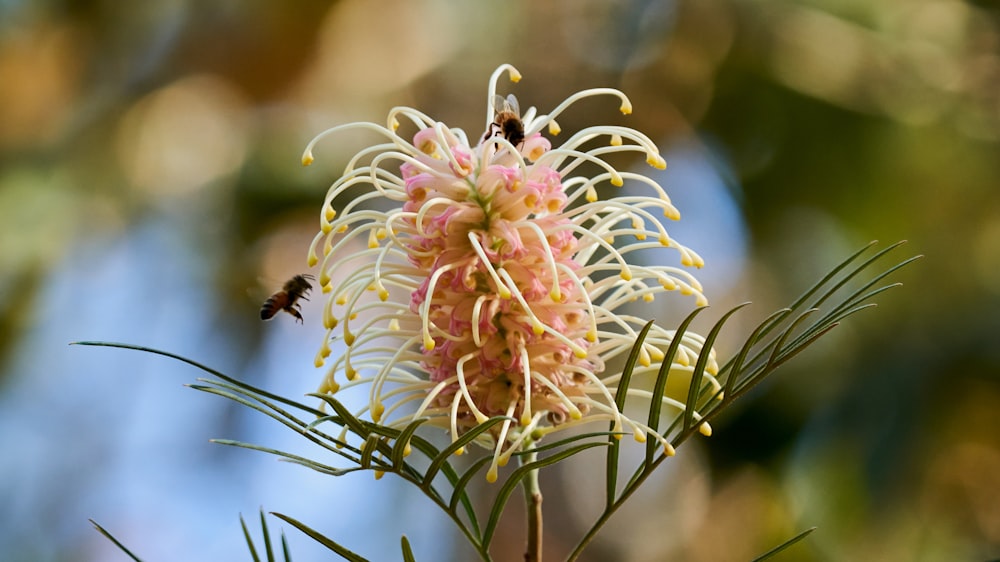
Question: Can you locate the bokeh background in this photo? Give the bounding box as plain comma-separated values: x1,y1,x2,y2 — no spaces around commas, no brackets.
1,0,998,560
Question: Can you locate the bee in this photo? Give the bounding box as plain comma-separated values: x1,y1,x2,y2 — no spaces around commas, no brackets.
481,93,525,147
260,274,314,324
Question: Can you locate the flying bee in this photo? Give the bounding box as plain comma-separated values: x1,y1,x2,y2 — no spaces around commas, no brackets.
260,274,314,324
480,93,525,147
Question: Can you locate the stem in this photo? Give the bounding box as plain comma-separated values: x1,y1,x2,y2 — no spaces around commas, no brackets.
521,447,543,562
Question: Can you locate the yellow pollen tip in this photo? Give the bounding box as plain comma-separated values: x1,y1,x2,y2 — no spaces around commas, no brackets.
403,443,412,457
586,188,598,203
695,294,709,307
569,408,582,420
390,117,400,131
319,272,331,287
372,402,385,422
643,293,654,302
620,269,632,281
345,367,357,381
326,207,337,221
610,175,624,187
549,288,561,302
486,466,499,483
498,456,509,467
508,69,522,82
520,413,532,426
613,433,623,440
314,356,325,368
322,284,332,294
388,318,400,331
336,224,348,233
374,470,385,480
635,233,646,241
619,101,633,115
548,120,561,135
499,287,512,299
610,134,623,146
326,380,340,394
302,152,314,166
633,428,647,443
586,330,597,343
344,331,355,346
532,322,545,336
647,154,667,169
659,235,670,246
574,348,588,359
699,422,713,437
307,255,319,267
423,335,436,351
321,223,332,234
681,256,694,267
454,446,465,456
320,345,331,359
664,443,676,456
378,288,389,301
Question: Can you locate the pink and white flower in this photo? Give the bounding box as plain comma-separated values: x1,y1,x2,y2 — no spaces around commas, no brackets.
303,64,717,481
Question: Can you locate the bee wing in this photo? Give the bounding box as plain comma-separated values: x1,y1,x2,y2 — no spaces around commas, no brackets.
504,93,520,117
490,94,506,115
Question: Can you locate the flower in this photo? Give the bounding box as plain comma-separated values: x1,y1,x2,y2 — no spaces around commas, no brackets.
303,64,719,482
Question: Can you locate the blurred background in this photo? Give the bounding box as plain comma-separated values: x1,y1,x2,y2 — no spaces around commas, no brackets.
1,0,998,560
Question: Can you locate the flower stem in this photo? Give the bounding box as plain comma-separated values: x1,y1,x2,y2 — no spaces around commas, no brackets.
522,446,543,562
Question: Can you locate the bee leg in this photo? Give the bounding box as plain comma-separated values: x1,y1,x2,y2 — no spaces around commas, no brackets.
287,308,304,323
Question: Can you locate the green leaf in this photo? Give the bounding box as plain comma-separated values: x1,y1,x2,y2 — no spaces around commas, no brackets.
391,418,428,469
89,519,144,562
483,441,609,548
240,514,261,562
645,306,707,465
211,439,360,476
421,416,510,488
271,512,368,562
260,509,276,562
750,527,817,561
360,434,383,469
401,535,416,562
681,304,748,434
606,319,654,508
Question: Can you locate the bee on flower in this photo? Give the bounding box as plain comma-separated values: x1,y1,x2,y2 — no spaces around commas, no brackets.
302,64,718,482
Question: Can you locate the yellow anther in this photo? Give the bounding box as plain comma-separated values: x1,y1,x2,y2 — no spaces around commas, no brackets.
372,402,385,422
699,422,713,437
548,120,561,135
610,134,623,146
302,152,314,166
486,466,498,483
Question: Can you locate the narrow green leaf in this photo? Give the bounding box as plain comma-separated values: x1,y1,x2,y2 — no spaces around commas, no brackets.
750,526,817,562
211,439,359,476
89,519,144,562
241,514,261,562
682,304,748,434
483,442,609,548
721,308,789,398
392,418,428,469
614,320,655,412
422,417,510,487
360,434,382,469
260,508,276,562
401,535,416,562
606,320,655,509
449,455,494,513
308,393,371,440
645,306,708,465
281,532,293,562
271,512,369,562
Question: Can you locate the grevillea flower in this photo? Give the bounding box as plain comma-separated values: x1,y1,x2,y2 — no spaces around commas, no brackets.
303,64,719,481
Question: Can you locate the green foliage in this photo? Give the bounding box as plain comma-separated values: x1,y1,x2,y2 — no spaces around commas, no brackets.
77,241,917,561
